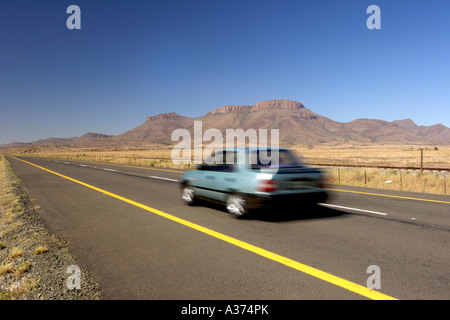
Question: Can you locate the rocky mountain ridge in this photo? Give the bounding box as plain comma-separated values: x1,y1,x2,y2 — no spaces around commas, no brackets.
207,99,305,114
3,99,450,148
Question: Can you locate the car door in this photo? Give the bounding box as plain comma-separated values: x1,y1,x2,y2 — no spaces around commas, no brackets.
193,150,237,203
207,150,238,202
189,162,218,200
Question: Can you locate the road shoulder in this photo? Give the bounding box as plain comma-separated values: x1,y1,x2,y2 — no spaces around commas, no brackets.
0,155,102,300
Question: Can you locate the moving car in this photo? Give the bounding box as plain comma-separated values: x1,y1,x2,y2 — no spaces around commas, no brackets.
179,147,329,217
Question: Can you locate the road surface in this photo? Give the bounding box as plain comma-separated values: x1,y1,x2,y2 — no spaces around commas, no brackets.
5,155,450,301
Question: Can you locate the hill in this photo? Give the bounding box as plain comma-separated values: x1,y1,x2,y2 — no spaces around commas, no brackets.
4,99,450,148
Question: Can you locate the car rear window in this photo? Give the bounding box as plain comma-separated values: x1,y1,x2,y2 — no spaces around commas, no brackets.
249,149,304,170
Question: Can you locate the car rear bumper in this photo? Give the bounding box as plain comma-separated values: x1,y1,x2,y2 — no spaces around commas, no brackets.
244,190,329,210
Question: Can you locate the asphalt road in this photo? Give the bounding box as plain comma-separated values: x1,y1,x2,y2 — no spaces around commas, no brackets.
5,155,450,300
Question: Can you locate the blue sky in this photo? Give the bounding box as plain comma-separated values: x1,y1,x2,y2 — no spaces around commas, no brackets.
1,0,449,144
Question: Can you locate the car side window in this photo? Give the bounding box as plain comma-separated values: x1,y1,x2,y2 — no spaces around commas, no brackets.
221,151,236,172
202,151,236,172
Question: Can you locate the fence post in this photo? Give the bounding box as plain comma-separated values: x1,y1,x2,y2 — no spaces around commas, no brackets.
420,148,423,174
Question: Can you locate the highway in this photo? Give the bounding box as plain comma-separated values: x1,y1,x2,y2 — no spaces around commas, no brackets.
6,155,450,300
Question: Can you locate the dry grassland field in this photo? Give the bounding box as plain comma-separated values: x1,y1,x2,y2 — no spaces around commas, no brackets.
9,144,450,195
294,145,450,195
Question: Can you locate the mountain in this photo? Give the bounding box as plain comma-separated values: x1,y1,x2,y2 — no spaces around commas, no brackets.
4,133,114,148
120,99,446,146
392,119,418,130
3,99,450,148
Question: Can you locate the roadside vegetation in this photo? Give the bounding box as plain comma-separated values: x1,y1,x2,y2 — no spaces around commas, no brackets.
8,144,450,195
296,145,449,195
0,155,101,300
323,167,448,195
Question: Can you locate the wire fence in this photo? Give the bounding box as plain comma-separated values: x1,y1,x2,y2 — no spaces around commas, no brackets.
318,165,449,195
21,152,450,195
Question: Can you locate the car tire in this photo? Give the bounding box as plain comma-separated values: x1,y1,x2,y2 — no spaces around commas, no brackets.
181,184,196,206
226,193,248,218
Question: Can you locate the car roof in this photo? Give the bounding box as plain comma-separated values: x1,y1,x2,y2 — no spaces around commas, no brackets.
216,147,287,153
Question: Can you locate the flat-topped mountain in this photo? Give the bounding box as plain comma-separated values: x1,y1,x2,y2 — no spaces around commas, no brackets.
208,99,305,114
4,99,450,148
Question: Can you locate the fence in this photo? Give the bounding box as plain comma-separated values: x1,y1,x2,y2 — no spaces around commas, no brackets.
319,165,448,195
27,152,450,195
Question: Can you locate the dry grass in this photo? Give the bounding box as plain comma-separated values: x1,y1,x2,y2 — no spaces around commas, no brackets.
2,277,38,299
0,154,101,300
21,148,187,169
9,144,450,195
9,247,23,259
292,144,450,169
15,261,32,276
0,263,14,276
323,167,449,195
0,155,37,298
291,145,450,195
33,246,48,255
14,144,450,168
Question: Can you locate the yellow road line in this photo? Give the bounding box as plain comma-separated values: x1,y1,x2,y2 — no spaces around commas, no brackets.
329,188,450,204
11,156,397,300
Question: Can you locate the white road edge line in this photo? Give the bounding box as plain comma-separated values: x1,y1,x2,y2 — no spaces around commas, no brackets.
319,203,388,216
149,175,178,182
79,164,88,167
103,168,117,172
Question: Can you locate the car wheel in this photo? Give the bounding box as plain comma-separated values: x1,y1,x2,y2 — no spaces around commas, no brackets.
226,193,247,218
181,184,196,205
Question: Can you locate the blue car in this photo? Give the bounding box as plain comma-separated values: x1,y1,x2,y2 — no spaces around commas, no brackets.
179,148,329,217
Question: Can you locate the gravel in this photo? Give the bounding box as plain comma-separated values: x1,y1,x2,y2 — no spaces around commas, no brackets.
0,162,102,300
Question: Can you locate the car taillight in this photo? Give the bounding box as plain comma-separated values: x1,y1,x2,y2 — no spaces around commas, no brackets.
257,179,279,192
317,175,330,189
